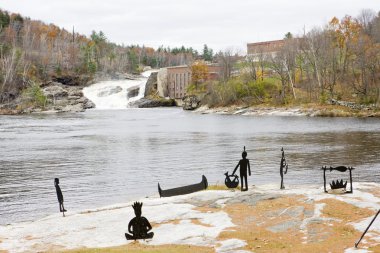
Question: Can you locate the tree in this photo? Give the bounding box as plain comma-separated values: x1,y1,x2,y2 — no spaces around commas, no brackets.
217,48,237,81
357,9,376,35
191,61,209,88
202,44,213,61
284,32,293,39
0,10,10,29
269,49,288,103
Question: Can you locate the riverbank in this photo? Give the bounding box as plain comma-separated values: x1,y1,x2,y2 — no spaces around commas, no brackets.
0,72,147,115
1,182,380,253
194,103,380,118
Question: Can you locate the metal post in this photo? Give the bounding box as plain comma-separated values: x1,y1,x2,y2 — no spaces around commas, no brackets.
323,167,327,193
355,209,380,248
349,168,353,193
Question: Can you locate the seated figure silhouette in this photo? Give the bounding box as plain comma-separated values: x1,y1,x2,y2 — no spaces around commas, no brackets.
232,146,251,191
125,202,154,240
54,178,67,216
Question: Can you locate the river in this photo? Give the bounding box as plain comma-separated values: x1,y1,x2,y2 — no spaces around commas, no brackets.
1,108,380,225
2,72,380,225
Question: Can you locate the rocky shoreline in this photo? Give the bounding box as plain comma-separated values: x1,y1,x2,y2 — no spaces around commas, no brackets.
1,183,380,253
0,81,96,115
194,103,380,118
1,71,379,117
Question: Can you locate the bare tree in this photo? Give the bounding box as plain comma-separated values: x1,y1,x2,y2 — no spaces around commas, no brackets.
217,48,237,82
357,9,376,35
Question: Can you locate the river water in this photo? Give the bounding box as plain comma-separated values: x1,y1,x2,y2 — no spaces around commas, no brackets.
1,109,380,225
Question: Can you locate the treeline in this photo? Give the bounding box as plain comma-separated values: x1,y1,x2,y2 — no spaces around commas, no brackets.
0,9,215,102
206,9,380,107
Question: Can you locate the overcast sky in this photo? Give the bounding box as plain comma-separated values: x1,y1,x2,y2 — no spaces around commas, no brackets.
1,1,379,52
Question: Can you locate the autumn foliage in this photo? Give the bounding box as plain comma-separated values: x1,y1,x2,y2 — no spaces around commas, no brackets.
0,9,208,102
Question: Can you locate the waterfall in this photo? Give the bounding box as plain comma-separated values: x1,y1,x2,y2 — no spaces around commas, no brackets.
83,70,157,109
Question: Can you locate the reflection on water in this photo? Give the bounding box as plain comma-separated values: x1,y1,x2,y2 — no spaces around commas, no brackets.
1,108,380,224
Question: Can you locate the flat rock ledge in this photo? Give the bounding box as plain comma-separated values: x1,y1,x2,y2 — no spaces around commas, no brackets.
1,183,380,253
129,98,176,108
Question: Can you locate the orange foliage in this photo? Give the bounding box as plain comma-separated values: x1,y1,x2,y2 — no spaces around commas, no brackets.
329,15,362,48
191,61,209,85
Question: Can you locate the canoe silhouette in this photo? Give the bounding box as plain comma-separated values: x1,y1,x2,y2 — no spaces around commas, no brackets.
158,175,208,197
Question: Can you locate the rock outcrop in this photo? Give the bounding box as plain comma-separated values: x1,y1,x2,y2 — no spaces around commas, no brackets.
128,98,176,108
127,85,140,99
43,85,68,98
41,83,95,113
329,99,376,110
182,95,201,110
51,75,92,87
94,72,142,82
144,72,158,97
128,71,177,109
157,68,168,97
97,86,122,97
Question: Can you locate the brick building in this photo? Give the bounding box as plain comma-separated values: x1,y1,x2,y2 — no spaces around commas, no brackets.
158,64,221,99
247,39,285,60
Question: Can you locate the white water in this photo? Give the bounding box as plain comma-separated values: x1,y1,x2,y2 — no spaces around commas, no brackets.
83,70,157,109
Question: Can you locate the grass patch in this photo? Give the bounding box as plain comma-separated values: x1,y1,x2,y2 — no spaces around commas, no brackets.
207,184,240,191
319,198,375,222
61,243,214,253
369,244,380,252
218,195,368,252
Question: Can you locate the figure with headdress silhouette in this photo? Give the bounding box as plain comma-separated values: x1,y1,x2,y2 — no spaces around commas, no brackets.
54,178,67,217
125,202,154,240
280,147,288,189
232,146,251,191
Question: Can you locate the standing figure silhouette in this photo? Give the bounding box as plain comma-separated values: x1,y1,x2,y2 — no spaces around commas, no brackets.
232,146,251,191
54,178,67,216
280,147,288,189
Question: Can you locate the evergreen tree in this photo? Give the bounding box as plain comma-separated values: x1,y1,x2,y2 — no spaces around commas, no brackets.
202,44,213,61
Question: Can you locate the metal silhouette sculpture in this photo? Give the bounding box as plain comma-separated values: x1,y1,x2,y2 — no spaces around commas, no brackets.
232,146,251,191
280,147,288,189
54,178,67,217
355,209,380,248
224,172,239,188
125,202,154,240
321,166,354,193
158,175,208,197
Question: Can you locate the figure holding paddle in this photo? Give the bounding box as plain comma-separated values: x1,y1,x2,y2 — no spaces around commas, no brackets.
54,178,67,217
280,147,288,189
232,146,251,191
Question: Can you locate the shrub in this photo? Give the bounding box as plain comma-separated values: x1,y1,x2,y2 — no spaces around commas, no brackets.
21,82,47,107
204,78,280,107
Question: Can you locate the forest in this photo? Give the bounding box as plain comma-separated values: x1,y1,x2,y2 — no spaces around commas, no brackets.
1,8,380,109
0,9,210,103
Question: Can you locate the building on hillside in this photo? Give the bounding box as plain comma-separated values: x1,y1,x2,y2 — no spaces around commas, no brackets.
247,39,285,61
157,63,220,100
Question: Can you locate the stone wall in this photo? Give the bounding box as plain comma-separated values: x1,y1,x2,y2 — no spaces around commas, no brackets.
144,72,158,97
157,68,168,97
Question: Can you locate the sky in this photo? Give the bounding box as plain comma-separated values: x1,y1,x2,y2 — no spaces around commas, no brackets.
1,0,379,53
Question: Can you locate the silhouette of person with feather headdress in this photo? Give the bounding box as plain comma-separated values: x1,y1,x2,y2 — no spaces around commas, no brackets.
125,202,154,240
